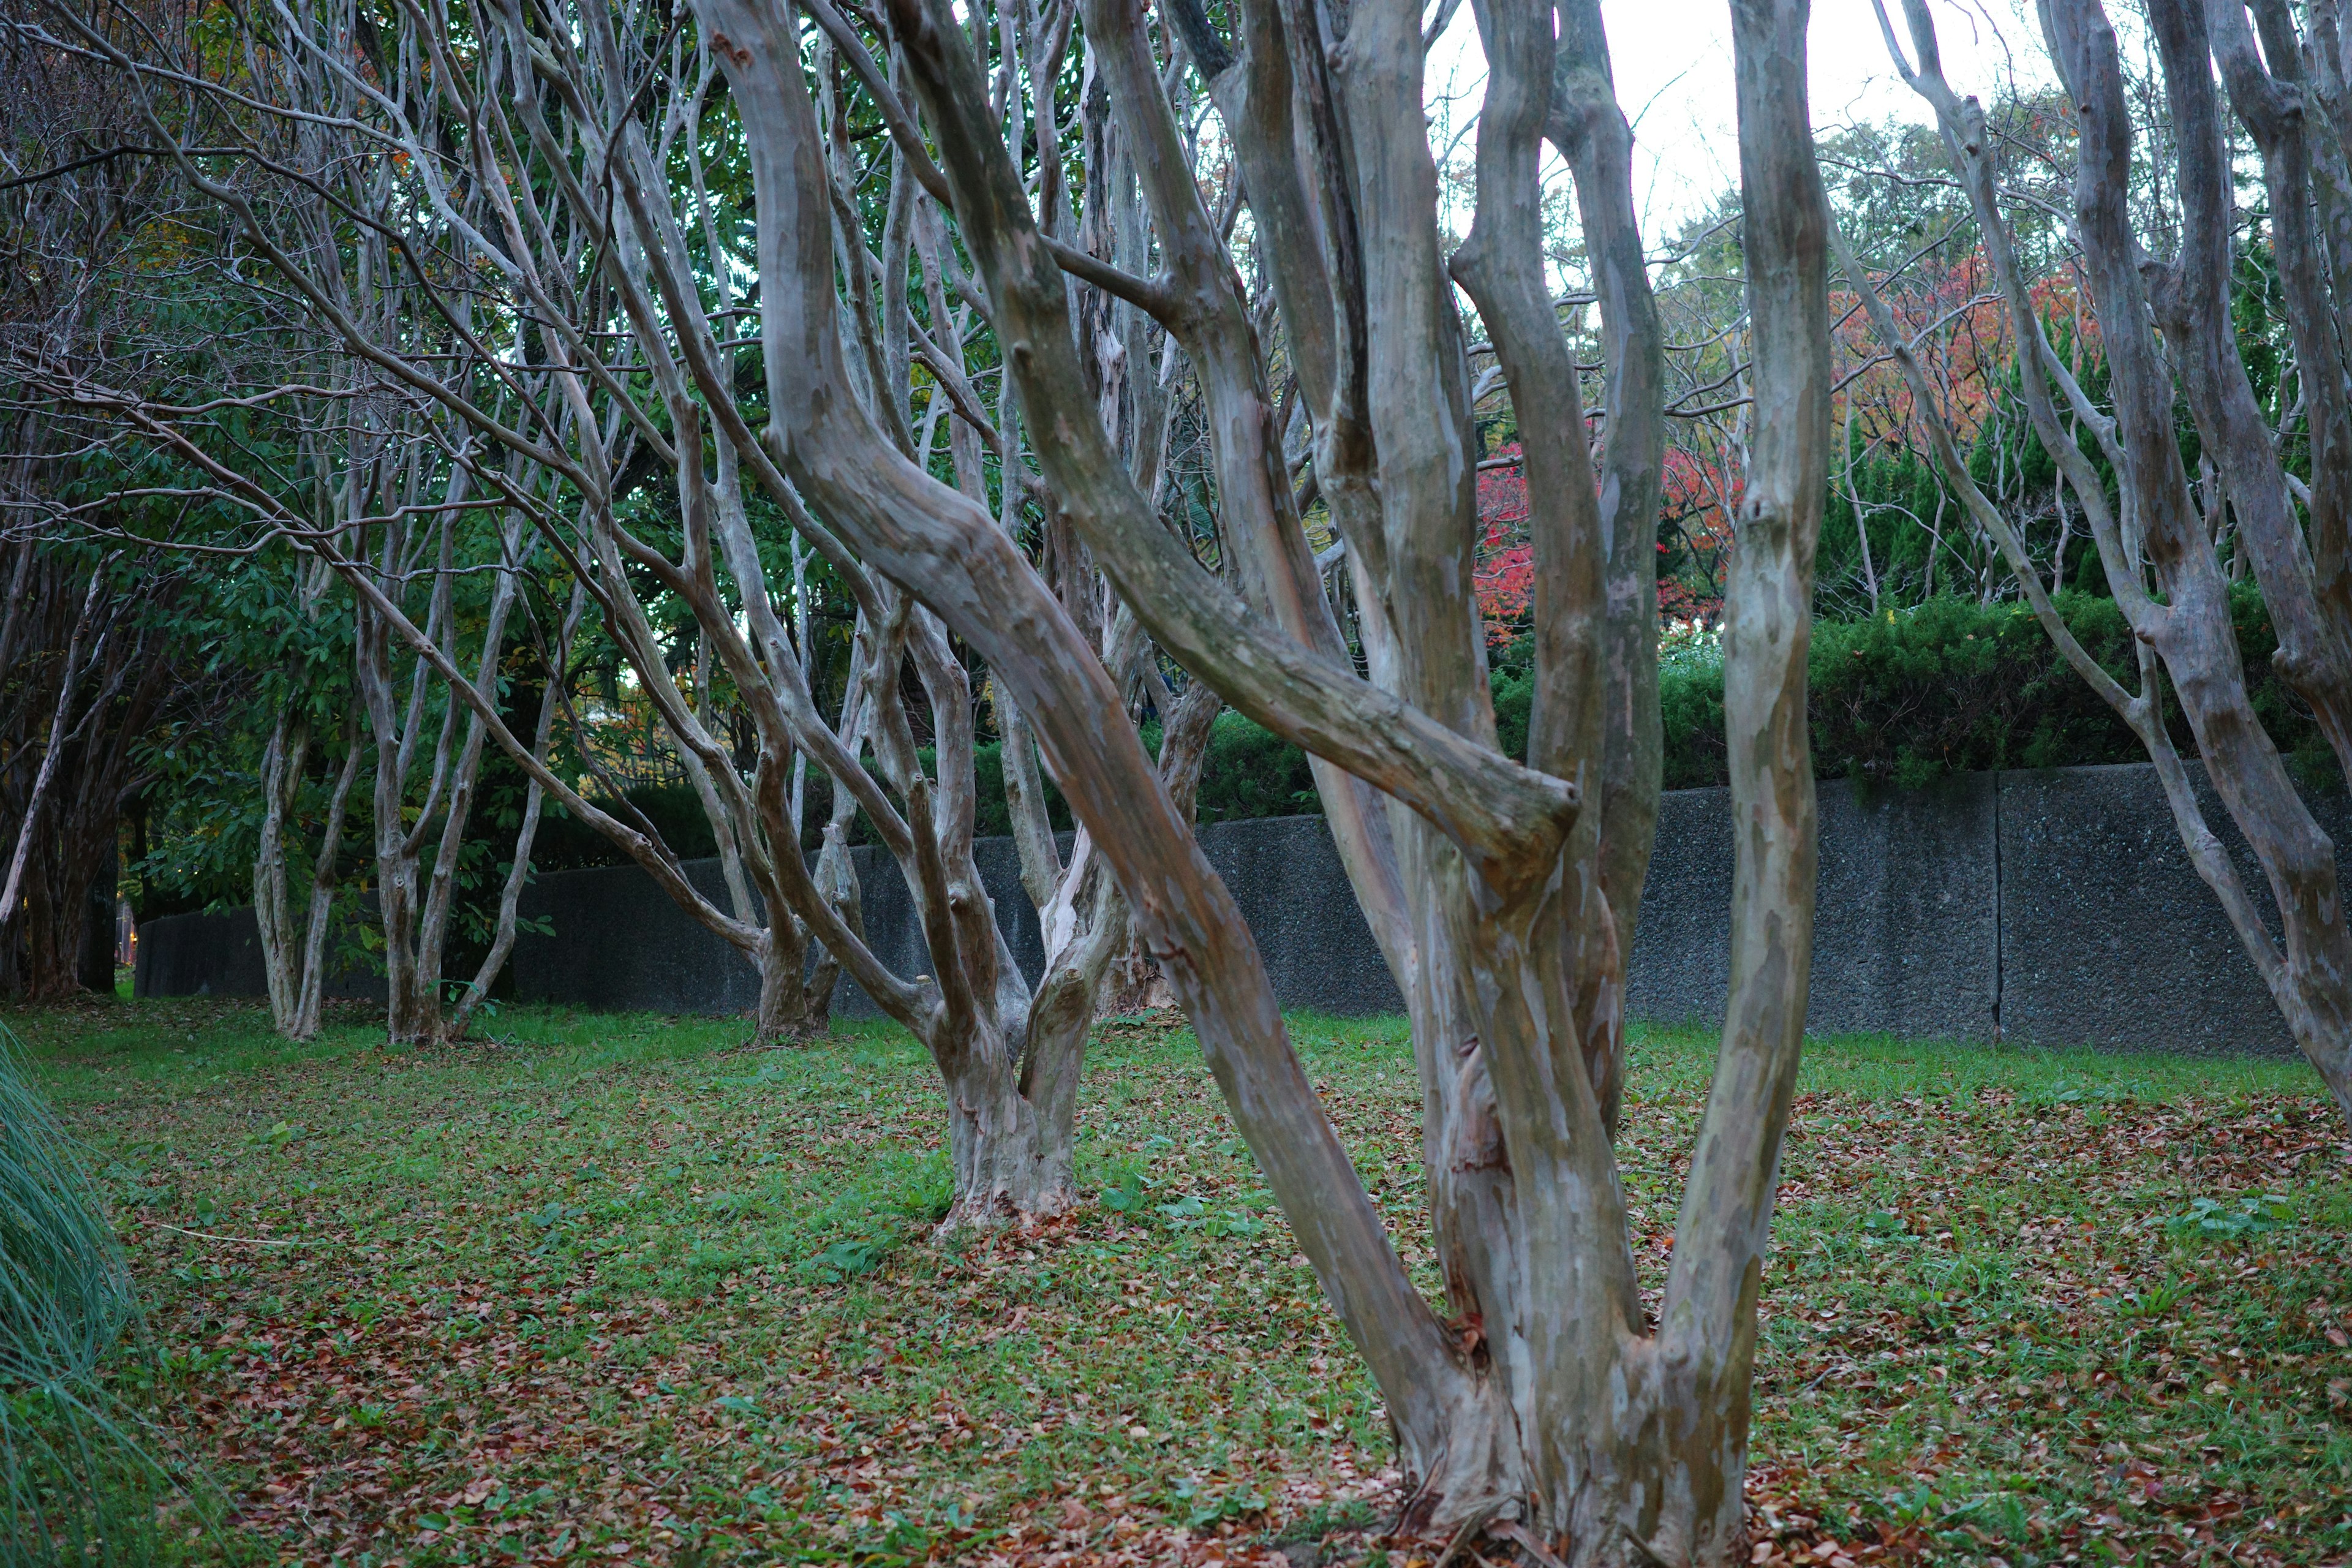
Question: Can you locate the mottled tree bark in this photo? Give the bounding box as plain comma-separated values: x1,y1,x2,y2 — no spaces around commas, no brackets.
1860,0,2348,1108
254,707,363,1041
59,0,1831,1553
1860,0,2352,1115
0,551,176,1003
845,0,1826,1551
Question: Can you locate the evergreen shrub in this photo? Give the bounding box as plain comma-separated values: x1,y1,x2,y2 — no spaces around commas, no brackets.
539,584,2326,870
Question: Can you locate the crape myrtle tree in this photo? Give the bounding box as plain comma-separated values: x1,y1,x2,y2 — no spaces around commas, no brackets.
1841,0,2352,1121
281,170,581,1049
22,0,857,1046
23,372,579,1044
31,0,1223,1216
0,23,216,1000
382,0,1191,1211
427,0,1221,1211
3,6,576,1041
295,430,584,1050
684,0,1828,1554
39,0,1836,1553
345,410,563,1046
0,538,188,998
24,338,576,1047
247,556,366,1042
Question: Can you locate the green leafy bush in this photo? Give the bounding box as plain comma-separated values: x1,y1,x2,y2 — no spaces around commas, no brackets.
531,782,722,870
2166,1193,2294,1242
1689,585,2315,789
538,585,2328,875
1163,584,2323,804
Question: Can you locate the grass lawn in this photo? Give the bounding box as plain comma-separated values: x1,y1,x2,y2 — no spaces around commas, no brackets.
7,997,2351,1567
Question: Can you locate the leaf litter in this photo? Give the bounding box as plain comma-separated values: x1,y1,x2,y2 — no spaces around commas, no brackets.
12,1000,2352,1566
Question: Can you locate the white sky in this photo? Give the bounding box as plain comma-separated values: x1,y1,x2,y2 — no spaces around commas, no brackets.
1426,0,2059,241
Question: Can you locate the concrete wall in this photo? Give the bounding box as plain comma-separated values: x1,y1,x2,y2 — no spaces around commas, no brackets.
504,858,763,1016
499,824,1404,1020
133,908,268,1000
134,763,2329,1054
1627,775,2002,1041
1997,764,2331,1055
130,903,379,1004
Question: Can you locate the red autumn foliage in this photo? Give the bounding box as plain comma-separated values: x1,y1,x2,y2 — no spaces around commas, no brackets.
1476,440,1735,643
1474,445,1536,645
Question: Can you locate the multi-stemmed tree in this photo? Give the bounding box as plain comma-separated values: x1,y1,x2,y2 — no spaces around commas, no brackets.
0,540,186,999
246,549,368,1042
1841,0,2352,1121
34,0,1232,1215
4,15,582,1041
35,0,1836,1552
0,28,214,1001
686,0,1831,1550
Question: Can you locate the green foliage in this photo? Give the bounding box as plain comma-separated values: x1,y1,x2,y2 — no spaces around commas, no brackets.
968,710,1321,840
493,582,2332,879
126,548,366,921
530,783,723,871
951,585,2322,822
1096,1165,1151,1215
2166,1193,2295,1243
1723,586,2313,790
1189,711,1320,824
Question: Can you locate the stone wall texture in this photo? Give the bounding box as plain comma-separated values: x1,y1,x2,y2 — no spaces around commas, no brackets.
134,762,2321,1054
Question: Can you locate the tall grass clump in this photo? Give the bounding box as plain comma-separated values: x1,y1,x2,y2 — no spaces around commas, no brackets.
0,1020,165,1566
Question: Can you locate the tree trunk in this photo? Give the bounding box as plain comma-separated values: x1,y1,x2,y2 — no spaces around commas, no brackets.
753,918,826,1042
940,1036,1077,1228
75,877,116,995
256,710,362,1039
0,572,102,943
2028,0,2352,1118
292,726,363,1038
254,712,311,1032
854,0,1826,1548
357,567,440,1046
1610,9,1828,1555
71,0,1829,1555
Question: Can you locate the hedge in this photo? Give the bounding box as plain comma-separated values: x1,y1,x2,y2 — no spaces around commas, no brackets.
533,583,2325,870
1189,583,2317,807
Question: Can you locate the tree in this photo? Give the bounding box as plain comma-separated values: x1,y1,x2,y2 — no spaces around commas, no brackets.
32,0,1836,1550
1,2,575,1040
29,0,1230,1216
230,548,366,1041
0,543,191,998
0,19,217,1001
691,0,1828,1549
1848,0,2352,1121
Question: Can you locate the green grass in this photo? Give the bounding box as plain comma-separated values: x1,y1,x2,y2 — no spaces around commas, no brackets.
6,997,2348,1566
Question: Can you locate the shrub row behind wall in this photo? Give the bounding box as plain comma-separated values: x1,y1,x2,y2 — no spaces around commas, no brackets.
529,583,2321,867
1167,583,2316,815
1656,584,2315,791
1417,582,2309,800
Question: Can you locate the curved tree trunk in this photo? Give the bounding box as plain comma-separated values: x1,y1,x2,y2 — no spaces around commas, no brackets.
841,0,1826,1550
253,712,311,1030
62,0,1826,1556
2013,0,2352,1118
